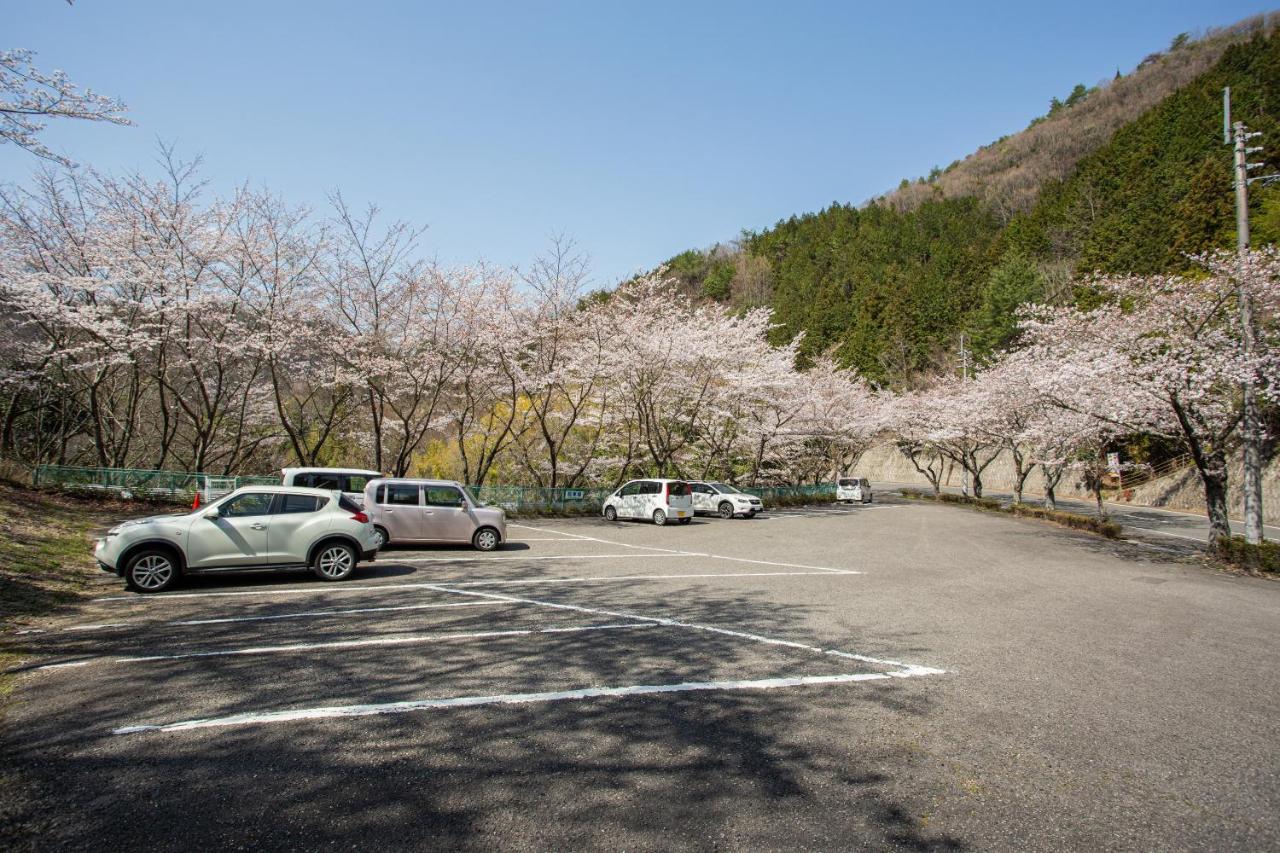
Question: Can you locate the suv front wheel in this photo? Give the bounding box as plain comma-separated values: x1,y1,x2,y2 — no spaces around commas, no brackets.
125,549,179,594
313,542,356,582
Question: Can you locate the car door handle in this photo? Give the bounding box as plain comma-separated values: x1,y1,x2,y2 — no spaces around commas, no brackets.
250,522,266,530
384,509,394,514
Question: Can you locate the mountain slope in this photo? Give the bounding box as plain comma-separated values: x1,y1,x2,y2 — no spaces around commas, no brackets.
647,14,1280,385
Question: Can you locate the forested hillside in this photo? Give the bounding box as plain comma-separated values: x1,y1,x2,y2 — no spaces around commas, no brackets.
651,15,1280,385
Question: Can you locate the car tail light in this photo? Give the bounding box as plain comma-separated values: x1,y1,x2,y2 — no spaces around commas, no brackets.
351,511,369,524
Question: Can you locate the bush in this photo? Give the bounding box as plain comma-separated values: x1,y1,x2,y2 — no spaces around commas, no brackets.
1008,504,1123,539
1213,536,1280,573
900,489,1122,538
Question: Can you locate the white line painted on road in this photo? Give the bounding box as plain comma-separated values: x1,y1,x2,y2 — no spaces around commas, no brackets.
422,584,936,673
113,670,938,734
1134,527,1207,543
49,600,507,633
442,570,862,588
507,524,853,573
173,599,503,626
38,623,652,671
391,553,686,564
92,568,859,604
706,555,851,573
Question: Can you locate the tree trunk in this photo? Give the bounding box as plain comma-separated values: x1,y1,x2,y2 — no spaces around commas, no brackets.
1040,463,1063,511
1199,465,1232,543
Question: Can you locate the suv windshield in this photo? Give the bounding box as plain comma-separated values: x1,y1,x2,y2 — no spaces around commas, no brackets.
710,482,736,494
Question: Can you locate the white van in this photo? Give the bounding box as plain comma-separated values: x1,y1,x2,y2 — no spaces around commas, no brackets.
836,477,873,504
282,468,383,507
602,479,694,525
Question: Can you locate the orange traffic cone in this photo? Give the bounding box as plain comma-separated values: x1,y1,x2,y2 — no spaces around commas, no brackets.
192,491,201,510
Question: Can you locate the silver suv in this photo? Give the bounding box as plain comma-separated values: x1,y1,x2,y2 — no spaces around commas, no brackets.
94,486,381,593
364,479,507,551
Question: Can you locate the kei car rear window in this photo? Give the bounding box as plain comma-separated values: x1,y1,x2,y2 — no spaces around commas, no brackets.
381,484,420,506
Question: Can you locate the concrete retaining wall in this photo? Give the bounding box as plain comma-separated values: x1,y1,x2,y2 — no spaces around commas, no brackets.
853,443,1280,524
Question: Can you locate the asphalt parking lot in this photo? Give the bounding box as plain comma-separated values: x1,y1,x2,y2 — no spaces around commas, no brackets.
4,497,1279,850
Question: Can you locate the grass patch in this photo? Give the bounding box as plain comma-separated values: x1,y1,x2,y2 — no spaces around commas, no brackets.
1212,536,1280,573
900,489,1123,539
0,481,147,676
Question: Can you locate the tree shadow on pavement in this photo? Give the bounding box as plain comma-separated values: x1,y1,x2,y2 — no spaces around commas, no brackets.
1,580,961,850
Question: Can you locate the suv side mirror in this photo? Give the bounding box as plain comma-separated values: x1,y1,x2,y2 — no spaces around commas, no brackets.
202,507,220,520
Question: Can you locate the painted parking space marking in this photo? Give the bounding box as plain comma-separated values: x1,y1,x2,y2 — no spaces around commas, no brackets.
107,583,942,734
39,622,652,671
504,525,853,573
114,671,935,735
90,567,862,605
421,584,936,673
440,570,861,588
390,553,686,564
47,600,508,634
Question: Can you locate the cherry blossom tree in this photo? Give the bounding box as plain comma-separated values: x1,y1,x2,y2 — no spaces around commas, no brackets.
1,48,131,165
1015,248,1280,540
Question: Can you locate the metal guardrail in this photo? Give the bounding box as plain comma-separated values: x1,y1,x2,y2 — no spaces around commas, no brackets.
1118,454,1194,489
34,465,837,513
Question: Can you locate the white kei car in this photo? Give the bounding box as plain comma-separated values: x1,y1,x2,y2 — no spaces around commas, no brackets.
688,481,764,518
602,479,694,525
836,477,873,504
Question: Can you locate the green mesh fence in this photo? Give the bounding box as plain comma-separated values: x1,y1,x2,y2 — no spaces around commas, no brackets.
34,465,279,502
34,465,836,512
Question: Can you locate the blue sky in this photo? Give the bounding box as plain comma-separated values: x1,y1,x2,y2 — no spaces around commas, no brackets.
5,1,1275,286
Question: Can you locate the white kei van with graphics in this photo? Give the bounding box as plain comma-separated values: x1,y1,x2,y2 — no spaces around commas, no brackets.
601,479,694,525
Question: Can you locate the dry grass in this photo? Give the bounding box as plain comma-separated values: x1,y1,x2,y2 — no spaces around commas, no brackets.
0,482,150,679
880,14,1280,219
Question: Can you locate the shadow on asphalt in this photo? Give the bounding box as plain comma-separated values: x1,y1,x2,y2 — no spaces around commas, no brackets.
3,579,962,850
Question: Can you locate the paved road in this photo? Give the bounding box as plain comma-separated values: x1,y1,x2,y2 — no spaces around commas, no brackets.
878,479,1280,547
3,499,1278,850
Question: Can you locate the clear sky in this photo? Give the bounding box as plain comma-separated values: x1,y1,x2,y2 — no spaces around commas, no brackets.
5,1,1276,287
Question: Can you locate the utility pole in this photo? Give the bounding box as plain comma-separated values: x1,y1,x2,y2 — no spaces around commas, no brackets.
1225,87,1265,545
959,333,971,497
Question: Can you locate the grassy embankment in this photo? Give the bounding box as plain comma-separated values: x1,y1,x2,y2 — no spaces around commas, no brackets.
0,482,146,689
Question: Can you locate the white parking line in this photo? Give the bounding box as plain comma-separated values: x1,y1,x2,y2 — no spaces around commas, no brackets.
390,553,686,564
505,525,852,573
38,623,652,670
52,600,507,633
443,570,862,588
421,584,936,674
114,671,934,734
92,567,861,604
